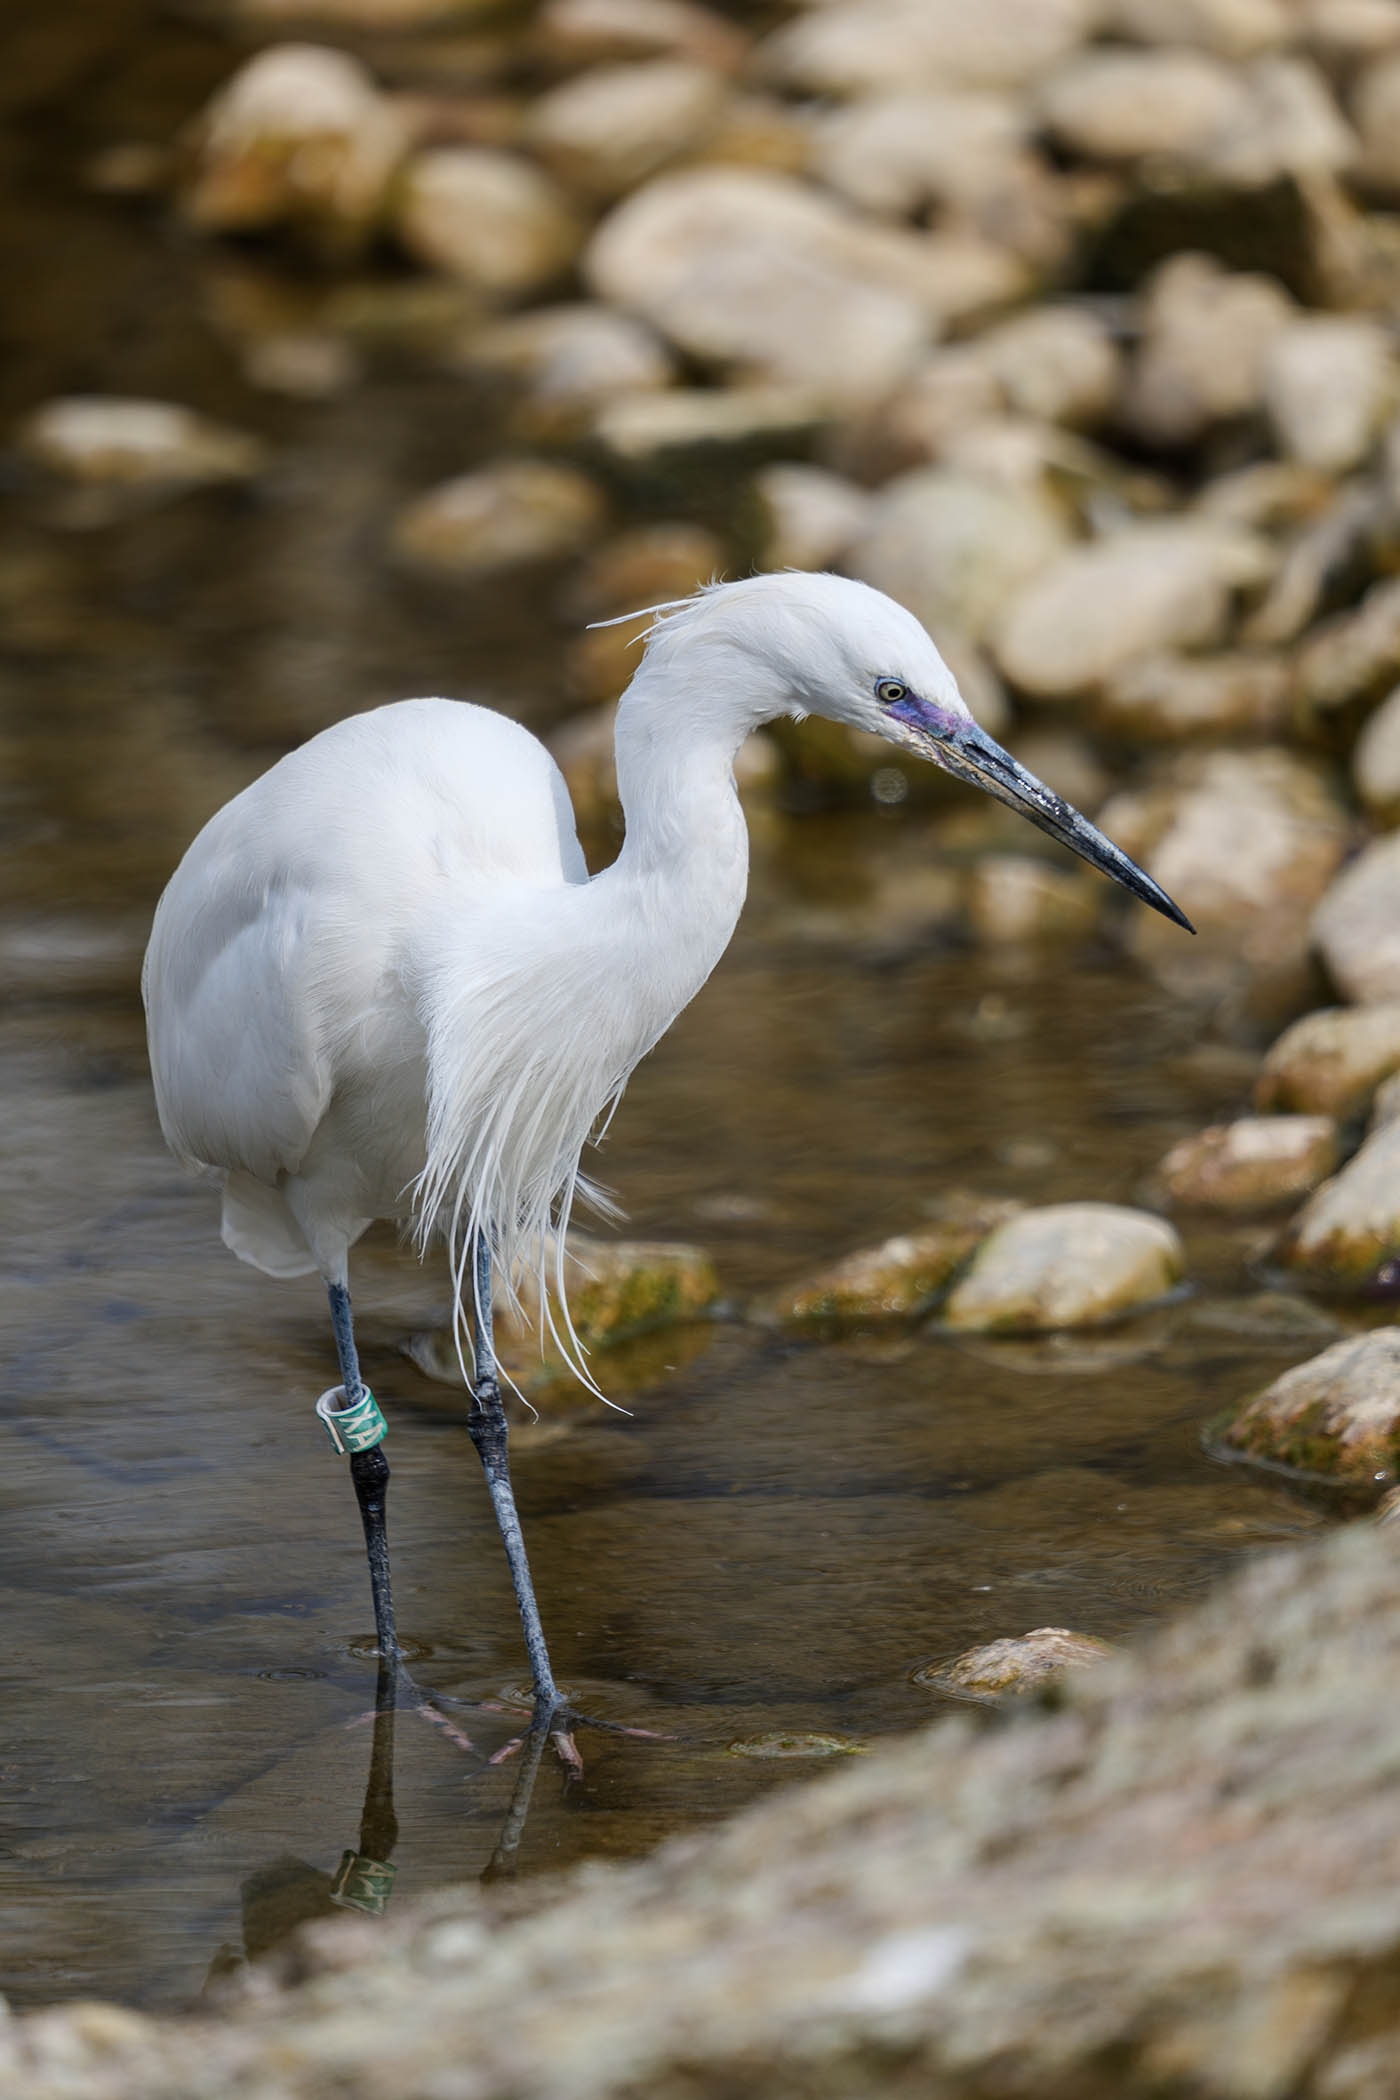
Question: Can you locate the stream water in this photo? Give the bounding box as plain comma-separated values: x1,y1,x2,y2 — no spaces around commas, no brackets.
0,0,1339,2013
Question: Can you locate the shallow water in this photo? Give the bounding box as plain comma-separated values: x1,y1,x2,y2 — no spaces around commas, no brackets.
0,0,1341,2014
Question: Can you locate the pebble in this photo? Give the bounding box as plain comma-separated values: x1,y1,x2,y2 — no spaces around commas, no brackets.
1099,0,1291,58
394,148,581,295
1215,1328,1400,1486
1037,46,1250,162
757,0,1097,98
16,396,265,487
916,1627,1116,1700
767,1200,1021,1322
184,42,408,241
1255,1002,1400,1117
1119,252,1294,448
970,305,1120,429
751,464,873,574
584,168,942,405
940,1203,1184,1332
523,59,730,198
1093,651,1290,741
1157,1115,1339,1211
1295,576,1400,734
964,857,1100,942
454,303,674,431
992,520,1271,699
591,385,828,462
1275,1120,1400,1290
846,467,1070,648
1261,316,1393,474
530,0,749,71
390,458,607,576
1353,685,1400,826
1313,835,1400,1005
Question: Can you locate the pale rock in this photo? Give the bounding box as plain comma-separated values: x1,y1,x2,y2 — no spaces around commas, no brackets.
1098,748,1348,984
813,88,1032,223
752,464,873,573
523,60,730,198
1296,576,1400,727
993,520,1271,699
1099,0,1290,56
16,396,265,487
1158,1115,1338,1211
231,0,478,21
564,521,727,621
585,169,941,405
767,1199,1021,1321
1373,1070,1400,1127
1261,316,1393,474
184,43,408,240
941,1202,1184,1331
1354,684,1400,825
846,467,1070,646
1351,50,1400,192
692,93,814,177
1094,651,1290,741
918,1627,1116,1700
591,386,827,461
1301,0,1400,61
394,148,581,296
971,305,1119,428
453,304,674,427
531,0,749,71
905,231,1030,328
1206,57,1357,187
875,350,1004,465
1256,1002,1400,1117
758,0,1097,97
1313,834,1400,1004
1276,1119,1400,1291
1037,47,1249,162
1120,252,1294,447
1196,459,1335,531
390,458,607,576
1217,1328,1400,1484
964,858,1100,942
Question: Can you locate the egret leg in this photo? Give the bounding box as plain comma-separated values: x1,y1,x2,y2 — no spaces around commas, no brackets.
467,1234,562,1716
327,1280,400,1676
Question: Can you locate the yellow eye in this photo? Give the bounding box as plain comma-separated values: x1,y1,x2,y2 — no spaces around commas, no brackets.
876,678,908,705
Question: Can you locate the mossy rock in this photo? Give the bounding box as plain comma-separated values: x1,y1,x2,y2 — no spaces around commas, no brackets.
916,1627,1117,1704
767,1196,1022,1323
1211,1329,1400,1493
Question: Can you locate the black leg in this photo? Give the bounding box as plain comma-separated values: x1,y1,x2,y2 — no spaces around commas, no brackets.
467,1233,561,1714
324,1280,401,1676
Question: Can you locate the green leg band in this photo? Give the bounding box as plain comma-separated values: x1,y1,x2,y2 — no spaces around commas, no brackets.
316,1385,388,1455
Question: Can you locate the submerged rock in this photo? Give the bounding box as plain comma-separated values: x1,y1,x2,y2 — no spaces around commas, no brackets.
1255,1001,1400,1117
1274,1118,1400,1289
16,396,265,490
1158,1115,1338,1211
941,1203,1184,1332
768,1199,1021,1322
391,458,607,576
1214,1327,1400,1487
917,1626,1116,1701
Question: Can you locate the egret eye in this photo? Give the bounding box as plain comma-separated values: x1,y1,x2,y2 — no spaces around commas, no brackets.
875,678,909,706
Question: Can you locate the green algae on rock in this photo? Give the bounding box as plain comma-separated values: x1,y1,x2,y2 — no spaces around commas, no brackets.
1273,1119,1400,1289
1212,1327,1400,1490
766,1195,1022,1322
1157,1114,1338,1213
941,1202,1184,1333
1255,1000,1400,1118
915,1625,1116,1702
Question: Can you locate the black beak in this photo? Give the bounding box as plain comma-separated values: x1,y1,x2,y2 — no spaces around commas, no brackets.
885,701,1194,934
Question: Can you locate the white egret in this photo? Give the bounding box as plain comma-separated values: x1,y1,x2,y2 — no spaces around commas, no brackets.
143,571,1189,1732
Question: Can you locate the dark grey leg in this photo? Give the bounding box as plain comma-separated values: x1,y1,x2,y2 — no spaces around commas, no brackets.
327,1280,400,1674
467,1233,561,1713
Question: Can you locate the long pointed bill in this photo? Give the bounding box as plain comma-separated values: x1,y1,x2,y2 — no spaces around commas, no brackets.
884,696,1194,933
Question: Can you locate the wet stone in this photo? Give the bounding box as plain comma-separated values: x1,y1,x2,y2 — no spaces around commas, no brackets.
941,1203,1184,1332
1214,1328,1400,1489
1313,835,1400,1006
726,1733,864,1760
1157,1115,1339,1212
766,1199,1022,1323
1274,1118,1400,1290
1255,1002,1400,1118
917,1626,1116,1701
390,458,607,576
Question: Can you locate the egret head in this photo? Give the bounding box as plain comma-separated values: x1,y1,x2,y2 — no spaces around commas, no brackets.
637,571,1192,933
